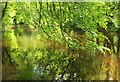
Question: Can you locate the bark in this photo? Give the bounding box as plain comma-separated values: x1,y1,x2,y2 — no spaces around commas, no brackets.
104,55,111,80
113,55,119,80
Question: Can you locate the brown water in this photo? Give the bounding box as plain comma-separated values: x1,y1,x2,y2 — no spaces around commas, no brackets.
2,35,120,80
2,64,18,80
2,35,68,80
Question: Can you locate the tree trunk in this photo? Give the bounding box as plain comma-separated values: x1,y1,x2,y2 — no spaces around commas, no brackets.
104,55,111,80
113,55,119,80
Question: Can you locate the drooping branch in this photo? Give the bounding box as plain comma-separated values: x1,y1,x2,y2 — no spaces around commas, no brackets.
35,2,50,38
58,3,69,48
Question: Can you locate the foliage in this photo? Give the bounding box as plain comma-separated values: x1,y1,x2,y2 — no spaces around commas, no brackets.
2,2,119,80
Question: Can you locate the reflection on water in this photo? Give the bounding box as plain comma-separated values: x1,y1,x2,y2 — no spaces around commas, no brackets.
2,34,119,80
16,35,68,52
2,34,69,80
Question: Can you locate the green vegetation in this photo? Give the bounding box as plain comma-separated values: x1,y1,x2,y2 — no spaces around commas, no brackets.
1,2,120,80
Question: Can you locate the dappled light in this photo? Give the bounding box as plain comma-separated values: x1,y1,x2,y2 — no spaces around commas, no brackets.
1,1,120,81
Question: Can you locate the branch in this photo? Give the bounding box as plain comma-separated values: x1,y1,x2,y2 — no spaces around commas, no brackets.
3,47,13,65
2,2,8,20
